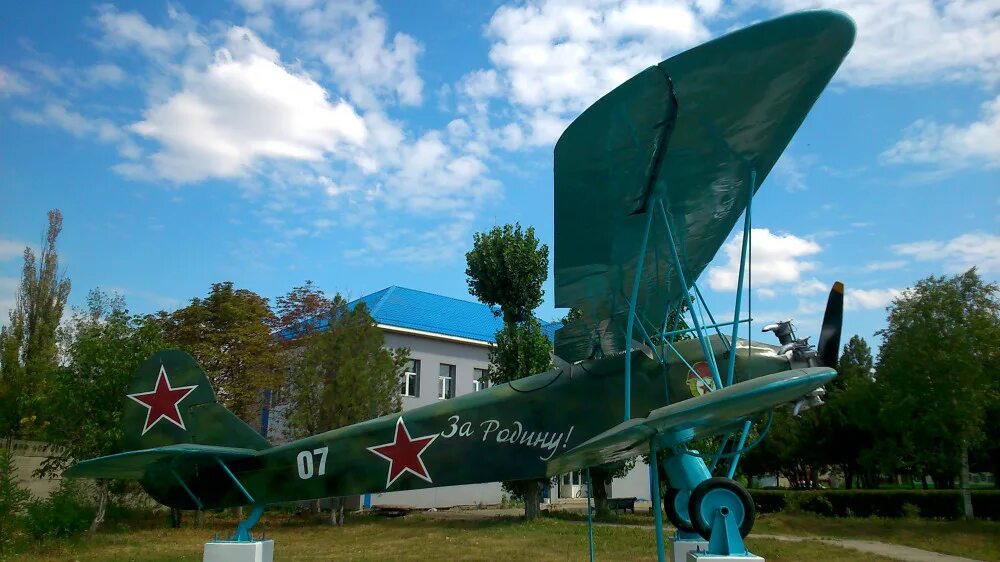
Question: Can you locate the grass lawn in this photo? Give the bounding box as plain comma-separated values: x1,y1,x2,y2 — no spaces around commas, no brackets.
5,512,901,562
543,508,1000,561
754,512,1000,561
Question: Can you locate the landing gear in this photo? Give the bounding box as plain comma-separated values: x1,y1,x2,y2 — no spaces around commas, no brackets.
663,488,696,533
688,477,755,540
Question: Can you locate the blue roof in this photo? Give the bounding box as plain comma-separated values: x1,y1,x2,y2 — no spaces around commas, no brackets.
279,286,561,344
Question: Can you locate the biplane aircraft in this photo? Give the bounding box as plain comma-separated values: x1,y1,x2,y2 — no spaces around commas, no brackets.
67,9,855,559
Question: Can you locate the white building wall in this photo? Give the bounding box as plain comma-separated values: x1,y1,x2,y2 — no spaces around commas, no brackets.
372,329,505,508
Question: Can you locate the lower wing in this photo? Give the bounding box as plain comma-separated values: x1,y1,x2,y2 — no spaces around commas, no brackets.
545,367,835,475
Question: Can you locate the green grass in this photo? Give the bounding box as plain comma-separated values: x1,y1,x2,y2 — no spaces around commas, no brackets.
4,512,901,562
754,512,1000,561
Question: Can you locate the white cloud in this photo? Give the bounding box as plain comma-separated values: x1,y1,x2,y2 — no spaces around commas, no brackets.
845,287,902,311
891,232,1000,274
83,63,126,86
708,228,821,291
881,94,1000,170
770,0,1000,86
95,4,185,56
0,66,30,97
0,240,27,262
792,278,827,297
280,0,424,108
126,27,369,183
864,260,906,272
458,0,714,147
14,103,125,143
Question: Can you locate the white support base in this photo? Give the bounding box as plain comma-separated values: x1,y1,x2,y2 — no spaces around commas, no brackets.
671,536,708,562
687,552,764,562
204,539,274,562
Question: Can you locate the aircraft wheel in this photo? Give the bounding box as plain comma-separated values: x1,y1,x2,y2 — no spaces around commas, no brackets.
688,477,755,540
663,488,696,533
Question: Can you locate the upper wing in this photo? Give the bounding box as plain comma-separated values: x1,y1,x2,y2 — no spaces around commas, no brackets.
64,444,259,480
553,11,855,362
545,366,836,475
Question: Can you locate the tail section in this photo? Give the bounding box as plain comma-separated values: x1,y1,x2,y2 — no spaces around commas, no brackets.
124,349,270,452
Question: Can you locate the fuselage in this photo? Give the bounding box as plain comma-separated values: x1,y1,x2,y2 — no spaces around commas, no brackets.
143,336,791,509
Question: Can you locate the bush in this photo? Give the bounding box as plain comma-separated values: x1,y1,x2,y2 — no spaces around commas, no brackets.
749,489,1000,520
22,480,93,540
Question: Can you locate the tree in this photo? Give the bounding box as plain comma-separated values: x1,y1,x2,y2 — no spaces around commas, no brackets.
157,282,280,423
876,269,1000,518
39,290,165,537
467,223,551,520
274,280,334,346
288,301,407,524
0,446,31,555
0,209,71,438
466,223,549,323
817,335,880,489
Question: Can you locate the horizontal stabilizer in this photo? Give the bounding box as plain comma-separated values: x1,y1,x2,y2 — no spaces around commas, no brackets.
546,367,836,474
64,444,258,480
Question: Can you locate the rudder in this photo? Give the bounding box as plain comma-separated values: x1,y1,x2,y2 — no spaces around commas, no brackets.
123,349,270,452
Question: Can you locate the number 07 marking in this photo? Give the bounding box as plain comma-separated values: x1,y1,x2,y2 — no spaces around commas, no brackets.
296,446,329,480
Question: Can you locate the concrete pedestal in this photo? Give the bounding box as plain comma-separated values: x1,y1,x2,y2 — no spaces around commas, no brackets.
203,539,274,562
687,551,764,562
671,536,709,562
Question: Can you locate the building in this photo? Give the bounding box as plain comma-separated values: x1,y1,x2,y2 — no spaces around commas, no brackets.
331,286,651,508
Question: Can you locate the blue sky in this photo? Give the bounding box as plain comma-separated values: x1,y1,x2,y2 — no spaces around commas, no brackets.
1,0,998,351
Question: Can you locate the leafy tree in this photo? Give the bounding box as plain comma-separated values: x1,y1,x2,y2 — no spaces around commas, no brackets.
0,210,71,438
817,335,880,489
876,269,1000,518
39,290,165,537
0,446,31,555
288,300,407,524
157,282,280,423
466,223,549,323
274,280,334,346
467,223,551,520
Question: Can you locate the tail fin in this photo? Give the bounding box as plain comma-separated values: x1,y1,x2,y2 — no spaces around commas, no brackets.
124,349,270,452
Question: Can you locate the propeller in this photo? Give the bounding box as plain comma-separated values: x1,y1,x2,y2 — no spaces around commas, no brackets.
816,281,844,368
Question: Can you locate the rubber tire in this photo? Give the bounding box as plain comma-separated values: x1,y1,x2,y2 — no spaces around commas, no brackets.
664,488,696,533
688,477,756,540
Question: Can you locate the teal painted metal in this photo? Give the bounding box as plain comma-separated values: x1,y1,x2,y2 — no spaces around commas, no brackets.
660,200,724,391
708,434,731,473
625,207,656,421
725,169,756,387
727,420,753,479
586,468,595,562
707,509,748,556
663,339,712,391
650,444,666,562
171,469,203,510
216,457,255,504
693,284,728,348
661,318,752,340
664,449,712,490
233,504,266,542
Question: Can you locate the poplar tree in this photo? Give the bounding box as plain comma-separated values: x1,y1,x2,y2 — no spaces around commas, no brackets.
0,209,71,437
466,223,552,521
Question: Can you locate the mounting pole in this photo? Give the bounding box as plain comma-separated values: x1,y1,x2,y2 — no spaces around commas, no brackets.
624,207,655,421
586,468,595,562
725,169,755,387
650,441,666,562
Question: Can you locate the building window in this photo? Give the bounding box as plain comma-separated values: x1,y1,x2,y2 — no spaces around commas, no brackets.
401,359,420,397
473,368,489,392
438,363,455,399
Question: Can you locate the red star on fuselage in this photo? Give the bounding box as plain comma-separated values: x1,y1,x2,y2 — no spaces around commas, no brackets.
127,365,198,435
367,417,438,488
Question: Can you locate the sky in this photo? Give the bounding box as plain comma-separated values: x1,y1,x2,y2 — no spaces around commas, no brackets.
1,0,998,352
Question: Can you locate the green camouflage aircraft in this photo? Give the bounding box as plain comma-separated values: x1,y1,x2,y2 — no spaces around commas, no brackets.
67,9,855,558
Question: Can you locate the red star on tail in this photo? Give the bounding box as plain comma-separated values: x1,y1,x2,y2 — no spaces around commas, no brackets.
367,417,438,488
127,365,198,435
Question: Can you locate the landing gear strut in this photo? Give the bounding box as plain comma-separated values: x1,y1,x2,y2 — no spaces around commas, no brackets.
688,477,755,540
